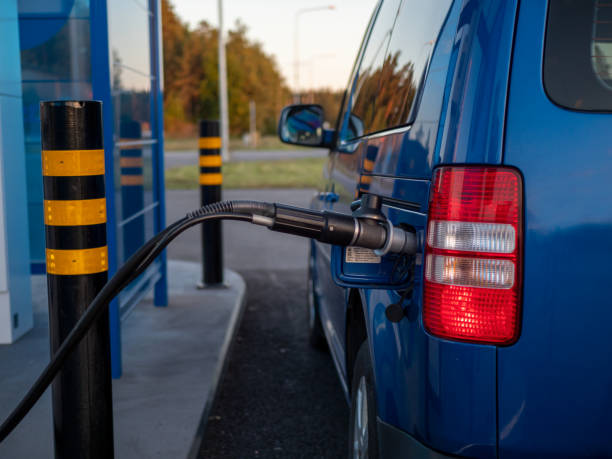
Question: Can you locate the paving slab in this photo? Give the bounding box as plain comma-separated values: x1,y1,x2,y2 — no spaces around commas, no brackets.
0,261,245,459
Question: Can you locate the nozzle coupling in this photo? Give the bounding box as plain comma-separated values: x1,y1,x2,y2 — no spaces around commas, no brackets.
260,204,416,255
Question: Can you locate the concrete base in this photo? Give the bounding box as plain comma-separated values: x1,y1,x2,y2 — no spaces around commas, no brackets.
0,261,246,459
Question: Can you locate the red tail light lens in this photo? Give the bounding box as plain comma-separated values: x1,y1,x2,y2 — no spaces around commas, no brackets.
423,167,522,345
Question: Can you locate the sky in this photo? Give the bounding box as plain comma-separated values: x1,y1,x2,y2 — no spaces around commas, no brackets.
172,0,378,91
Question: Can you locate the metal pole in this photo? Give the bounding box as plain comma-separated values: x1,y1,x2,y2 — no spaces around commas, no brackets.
249,100,257,148
294,13,300,104
40,100,114,459
218,0,230,162
293,6,335,104
198,120,224,287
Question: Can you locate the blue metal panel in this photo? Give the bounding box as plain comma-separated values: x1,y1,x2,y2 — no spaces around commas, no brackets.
499,1,612,457
150,0,167,306
0,0,33,342
0,1,16,18
18,2,93,271
17,0,90,18
17,0,167,374
90,0,122,378
104,0,166,310
437,0,517,166
0,8,23,98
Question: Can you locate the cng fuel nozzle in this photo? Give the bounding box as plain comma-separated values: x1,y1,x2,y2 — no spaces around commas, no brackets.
251,193,416,256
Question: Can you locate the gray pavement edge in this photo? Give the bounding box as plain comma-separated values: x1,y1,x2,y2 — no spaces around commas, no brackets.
186,275,247,459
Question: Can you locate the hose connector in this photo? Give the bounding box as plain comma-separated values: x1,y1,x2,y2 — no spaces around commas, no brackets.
260,197,416,256
373,220,416,256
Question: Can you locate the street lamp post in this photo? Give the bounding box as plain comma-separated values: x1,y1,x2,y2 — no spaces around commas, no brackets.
218,0,230,161
294,5,335,103
306,53,336,102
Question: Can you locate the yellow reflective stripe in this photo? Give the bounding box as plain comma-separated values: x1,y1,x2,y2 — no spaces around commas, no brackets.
199,137,222,149
120,157,143,167
44,199,107,226
120,175,144,186
199,173,223,185
42,149,105,177
199,155,222,167
363,159,375,171
359,175,372,185
46,247,108,275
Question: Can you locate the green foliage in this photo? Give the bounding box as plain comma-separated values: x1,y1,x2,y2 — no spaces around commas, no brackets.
162,0,292,136
162,0,346,138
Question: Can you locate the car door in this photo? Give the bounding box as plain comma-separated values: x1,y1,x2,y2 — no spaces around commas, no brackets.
322,0,502,455
314,0,401,382
499,1,612,456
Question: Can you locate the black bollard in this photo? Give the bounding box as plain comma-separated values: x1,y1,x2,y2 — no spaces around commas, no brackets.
198,120,224,287
40,100,114,459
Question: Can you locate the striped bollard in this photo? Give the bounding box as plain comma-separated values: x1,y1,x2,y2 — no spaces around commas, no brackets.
198,120,224,287
40,101,114,459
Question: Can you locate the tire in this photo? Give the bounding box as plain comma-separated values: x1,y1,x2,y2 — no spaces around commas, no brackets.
307,250,327,350
348,342,379,459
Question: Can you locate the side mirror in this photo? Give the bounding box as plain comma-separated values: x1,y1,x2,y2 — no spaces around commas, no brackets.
278,104,334,148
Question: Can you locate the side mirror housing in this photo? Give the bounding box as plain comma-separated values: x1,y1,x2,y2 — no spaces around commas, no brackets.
278,104,335,148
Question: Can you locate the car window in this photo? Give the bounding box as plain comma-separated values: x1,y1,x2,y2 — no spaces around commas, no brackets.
339,0,401,142
341,0,453,141
375,0,453,128
544,0,612,111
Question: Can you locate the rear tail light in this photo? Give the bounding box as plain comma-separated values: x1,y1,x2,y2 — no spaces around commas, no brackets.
423,167,522,345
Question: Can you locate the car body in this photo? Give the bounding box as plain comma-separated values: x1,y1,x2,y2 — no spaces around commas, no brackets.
280,1,612,457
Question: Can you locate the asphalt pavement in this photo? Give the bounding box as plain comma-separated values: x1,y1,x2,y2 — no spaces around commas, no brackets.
164,149,328,169
166,189,315,271
198,268,349,459
164,188,350,458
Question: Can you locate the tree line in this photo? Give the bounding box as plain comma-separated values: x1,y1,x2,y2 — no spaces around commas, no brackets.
161,0,343,137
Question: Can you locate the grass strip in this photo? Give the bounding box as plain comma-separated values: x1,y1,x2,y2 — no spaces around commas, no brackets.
166,157,326,190
165,135,301,152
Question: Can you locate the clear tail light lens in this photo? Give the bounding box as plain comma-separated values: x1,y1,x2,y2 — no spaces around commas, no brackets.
427,221,516,254
425,254,515,289
423,167,522,345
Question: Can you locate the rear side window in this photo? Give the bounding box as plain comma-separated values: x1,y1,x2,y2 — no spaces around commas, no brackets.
375,0,452,128
347,0,402,137
544,0,612,111
344,0,452,140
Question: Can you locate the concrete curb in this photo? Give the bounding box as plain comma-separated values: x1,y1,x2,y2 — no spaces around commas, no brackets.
186,270,247,459
0,263,248,458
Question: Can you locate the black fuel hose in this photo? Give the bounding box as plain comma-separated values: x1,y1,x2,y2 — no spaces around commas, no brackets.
0,198,415,443
0,212,251,443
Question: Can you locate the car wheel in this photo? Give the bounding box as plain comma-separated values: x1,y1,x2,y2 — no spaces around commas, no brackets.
307,251,327,350
348,342,379,459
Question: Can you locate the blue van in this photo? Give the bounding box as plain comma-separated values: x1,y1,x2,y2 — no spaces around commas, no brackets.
279,0,612,457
